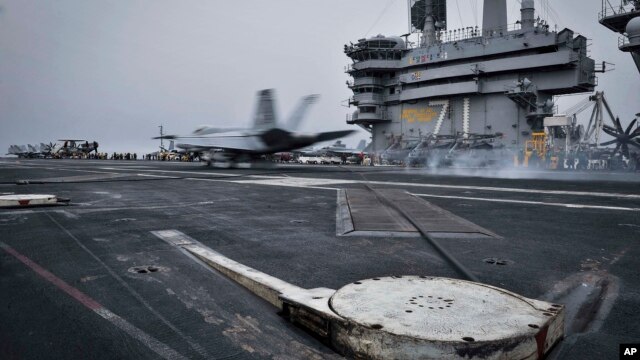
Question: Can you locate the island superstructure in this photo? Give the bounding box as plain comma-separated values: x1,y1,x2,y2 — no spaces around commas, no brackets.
344,0,597,152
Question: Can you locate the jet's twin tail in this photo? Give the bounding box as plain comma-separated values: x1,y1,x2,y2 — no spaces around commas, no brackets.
253,89,278,131
252,89,320,132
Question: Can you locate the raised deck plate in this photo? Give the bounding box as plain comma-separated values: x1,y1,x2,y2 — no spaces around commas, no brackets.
337,188,500,238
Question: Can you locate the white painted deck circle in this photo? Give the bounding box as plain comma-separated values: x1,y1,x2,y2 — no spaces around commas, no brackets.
0,194,57,207
330,276,556,342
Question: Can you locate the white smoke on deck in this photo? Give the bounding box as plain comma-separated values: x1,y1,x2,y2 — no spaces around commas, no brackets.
397,150,639,182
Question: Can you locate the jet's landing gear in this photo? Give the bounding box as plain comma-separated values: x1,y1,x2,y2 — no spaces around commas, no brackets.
203,151,233,168
208,158,275,169
203,152,275,169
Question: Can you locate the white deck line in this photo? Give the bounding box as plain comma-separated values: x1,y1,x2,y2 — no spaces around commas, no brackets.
7,160,638,200
220,175,640,200
99,167,236,176
413,193,640,212
363,180,640,200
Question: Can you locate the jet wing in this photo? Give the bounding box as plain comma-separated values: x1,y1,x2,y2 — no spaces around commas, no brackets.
172,134,268,154
192,126,247,136
315,130,356,143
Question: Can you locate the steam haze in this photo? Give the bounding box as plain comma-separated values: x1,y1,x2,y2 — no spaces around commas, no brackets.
1,0,638,155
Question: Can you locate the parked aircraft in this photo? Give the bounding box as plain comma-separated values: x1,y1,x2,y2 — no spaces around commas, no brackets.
6,143,62,158
166,141,193,159
156,89,354,166
406,133,503,166
56,140,99,157
6,144,45,158
380,139,421,165
27,144,41,156
320,139,367,154
39,142,59,157
7,145,29,158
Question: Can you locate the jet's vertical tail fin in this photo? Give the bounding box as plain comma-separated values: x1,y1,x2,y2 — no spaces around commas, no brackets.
169,140,175,151
252,89,278,130
356,140,367,151
285,94,319,131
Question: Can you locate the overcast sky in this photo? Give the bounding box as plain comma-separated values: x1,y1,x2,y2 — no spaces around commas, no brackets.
1,0,638,155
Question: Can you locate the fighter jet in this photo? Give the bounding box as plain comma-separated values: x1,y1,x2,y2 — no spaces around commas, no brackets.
320,139,368,155
7,145,29,158
27,144,45,158
6,145,43,158
157,89,355,166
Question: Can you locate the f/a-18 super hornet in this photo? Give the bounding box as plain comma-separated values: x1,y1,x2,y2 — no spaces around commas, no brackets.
7,143,61,158
6,145,34,158
298,139,369,165
56,140,99,157
297,139,368,158
320,139,368,155
156,89,355,166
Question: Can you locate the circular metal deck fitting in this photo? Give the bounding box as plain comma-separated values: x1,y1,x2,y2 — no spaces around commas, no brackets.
329,276,564,359
0,194,58,208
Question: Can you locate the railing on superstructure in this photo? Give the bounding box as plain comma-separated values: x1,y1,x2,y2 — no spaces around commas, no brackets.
404,22,552,50
347,77,385,88
619,35,631,48
435,26,482,43
344,63,354,73
344,48,404,63
346,108,389,123
344,21,552,67
618,33,640,52
348,93,384,105
600,0,640,20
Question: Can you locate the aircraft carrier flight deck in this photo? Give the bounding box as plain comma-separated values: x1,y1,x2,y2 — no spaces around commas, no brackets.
0,159,638,359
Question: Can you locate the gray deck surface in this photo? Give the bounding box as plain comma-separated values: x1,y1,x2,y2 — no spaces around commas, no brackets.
0,158,639,359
